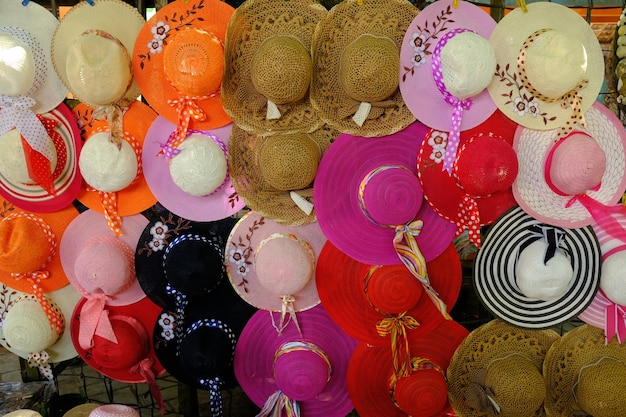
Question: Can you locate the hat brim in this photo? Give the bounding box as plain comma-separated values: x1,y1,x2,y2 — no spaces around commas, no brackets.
513,102,626,228
474,207,601,329
399,0,497,132
60,209,148,306
486,2,604,130
346,320,468,417
234,304,357,417
142,117,245,222
0,283,81,363
72,101,158,216
316,240,462,345
314,121,456,264
0,103,83,213
225,211,325,312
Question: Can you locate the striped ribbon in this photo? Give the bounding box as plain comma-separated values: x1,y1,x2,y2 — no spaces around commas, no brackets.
256,390,301,417
377,313,420,379
388,357,446,408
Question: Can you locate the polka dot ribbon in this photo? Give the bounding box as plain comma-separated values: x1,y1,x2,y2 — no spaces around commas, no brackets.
77,293,116,350
358,166,451,320
431,28,474,174
28,350,55,385
389,357,446,409
517,29,588,139
164,284,187,356
8,213,63,336
131,357,166,415
159,96,209,160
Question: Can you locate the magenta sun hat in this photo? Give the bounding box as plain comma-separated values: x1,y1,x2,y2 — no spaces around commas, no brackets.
314,121,456,265
142,116,245,222
400,0,497,171
234,304,357,417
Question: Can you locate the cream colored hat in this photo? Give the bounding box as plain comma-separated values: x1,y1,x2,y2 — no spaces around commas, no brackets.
62,403,100,417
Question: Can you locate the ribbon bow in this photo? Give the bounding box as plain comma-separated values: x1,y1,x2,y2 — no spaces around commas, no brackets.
565,195,626,244
92,100,134,149
77,293,116,350
524,225,566,265
28,350,55,384
198,376,226,417
271,295,302,337
457,193,482,248
159,96,207,159
131,357,166,416
12,271,63,336
605,303,626,344
257,390,301,417
377,312,420,379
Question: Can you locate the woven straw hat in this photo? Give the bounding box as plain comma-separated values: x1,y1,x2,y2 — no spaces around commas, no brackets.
487,2,604,131
222,0,327,135
310,0,417,137
544,324,626,417
62,403,100,417
229,124,337,226
447,319,559,417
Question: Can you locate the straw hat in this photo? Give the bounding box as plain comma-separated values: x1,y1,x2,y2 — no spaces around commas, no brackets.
0,103,82,213
400,0,497,159
88,405,139,417
417,109,519,249
228,124,338,226
235,304,357,417
513,102,626,234
347,319,469,417
487,2,604,131
222,0,327,135
4,411,43,417
544,324,626,417
447,319,560,417
132,0,234,131
0,0,68,113
62,403,100,417
310,0,417,137
474,207,601,329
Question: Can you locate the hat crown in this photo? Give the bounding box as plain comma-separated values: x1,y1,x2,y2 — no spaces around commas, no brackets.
0,129,57,186
0,215,52,274
515,239,572,301
366,265,423,314
273,342,331,401
179,323,234,380
0,32,35,97
258,134,320,191
91,316,148,370
394,368,448,417
89,404,139,417
575,357,626,417
74,240,133,296
3,296,59,353
600,252,626,305
79,132,138,193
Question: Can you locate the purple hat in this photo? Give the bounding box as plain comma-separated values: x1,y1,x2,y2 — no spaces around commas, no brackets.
234,304,357,417
314,121,456,265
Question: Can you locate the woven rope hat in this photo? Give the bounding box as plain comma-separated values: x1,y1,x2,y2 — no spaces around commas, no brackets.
222,0,327,135
447,319,559,417
229,124,337,226
310,0,417,137
474,207,601,329
487,2,604,133
544,324,626,417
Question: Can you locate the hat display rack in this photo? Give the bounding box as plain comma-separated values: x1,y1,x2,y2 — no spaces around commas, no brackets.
0,0,624,416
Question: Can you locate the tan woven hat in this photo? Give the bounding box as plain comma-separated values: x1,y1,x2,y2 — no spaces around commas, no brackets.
310,0,417,137
222,0,327,135
447,319,560,417
544,324,626,417
229,123,338,226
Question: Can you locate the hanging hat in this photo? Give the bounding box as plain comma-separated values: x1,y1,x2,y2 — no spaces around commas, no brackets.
447,319,559,417
133,0,234,159
0,0,68,113
88,405,139,417
417,109,519,248
222,0,327,135
235,304,357,417
400,0,497,171
314,121,456,265
347,319,469,417
228,124,338,226
0,283,80,384
513,102,626,240
316,239,462,345
544,324,626,417
142,117,245,222
310,0,417,137
71,101,157,236
487,2,604,133
474,206,601,329
225,211,325,335
0,198,78,294
0,102,82,213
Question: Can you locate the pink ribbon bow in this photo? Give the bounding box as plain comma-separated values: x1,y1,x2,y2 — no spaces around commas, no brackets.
78,293,117,350
605,303,626,344
131,357,166,415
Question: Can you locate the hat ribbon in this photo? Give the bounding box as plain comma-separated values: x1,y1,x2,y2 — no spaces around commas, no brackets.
77,293,117,350
270,295,303,337
88,190,123,237
92,100,134,150
338,99,396,127
466,369,501,416
456,193,481,248
27,350,55,385
604,302,626,344
12,272,63,336
131,357,166,416
431,28,474,174
257,390,301,417
159,97,207,160
377,312,420,379
520,225,566,265
165,284,187,356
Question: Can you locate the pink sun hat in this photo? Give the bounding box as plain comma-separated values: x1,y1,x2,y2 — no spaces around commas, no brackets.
314,121,456,265
142,116,245,222
400,0,497,172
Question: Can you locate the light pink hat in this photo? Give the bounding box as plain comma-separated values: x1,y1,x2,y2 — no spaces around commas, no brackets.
89,405,139,417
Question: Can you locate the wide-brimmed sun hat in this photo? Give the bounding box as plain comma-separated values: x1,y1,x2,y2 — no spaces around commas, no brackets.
447,319,560,417
310,0,418,137
544,324,626,417
347,319,469,417
235,304,357,417
222,0,327,135
400,0,497,170
474,206,601,329
487,2,604,133
417,109,519,248
228,124,338,226
225,211,325,335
